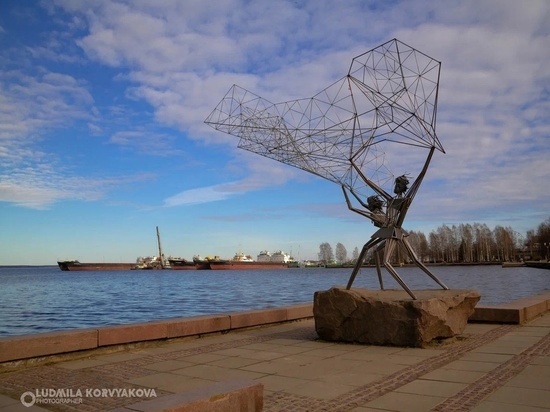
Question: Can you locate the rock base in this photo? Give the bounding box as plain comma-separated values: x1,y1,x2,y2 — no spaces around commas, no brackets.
313,288,481,347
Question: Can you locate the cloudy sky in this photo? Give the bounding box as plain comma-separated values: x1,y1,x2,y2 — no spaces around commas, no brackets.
0,0,548,265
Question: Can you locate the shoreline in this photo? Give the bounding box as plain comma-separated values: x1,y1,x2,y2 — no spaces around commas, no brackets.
1,291,549,369
1,261,549,269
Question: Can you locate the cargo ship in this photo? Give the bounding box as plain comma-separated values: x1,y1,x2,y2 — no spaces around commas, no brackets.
57,260,135,271
168,257,199,270
207,251,294,270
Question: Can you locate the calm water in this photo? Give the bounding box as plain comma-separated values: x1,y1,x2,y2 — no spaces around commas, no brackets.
0,265,548,336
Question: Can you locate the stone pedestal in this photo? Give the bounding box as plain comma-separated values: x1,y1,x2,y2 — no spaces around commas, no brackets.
313,288,480,347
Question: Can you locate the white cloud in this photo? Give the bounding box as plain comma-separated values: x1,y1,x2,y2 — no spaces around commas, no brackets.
163,150,301,207
163,184,235,207
1,0,548,225
0,70,93,141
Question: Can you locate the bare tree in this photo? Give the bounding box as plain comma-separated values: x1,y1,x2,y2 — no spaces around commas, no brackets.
352,247,359,263
525,229,537,260
459,224,474,263
494,226,515,262
335,243,348,264
429,231,442,263
537,216,550,260
318,242,334,263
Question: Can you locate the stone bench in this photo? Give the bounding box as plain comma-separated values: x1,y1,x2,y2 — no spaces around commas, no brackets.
111,380,263,412
470,291,550,324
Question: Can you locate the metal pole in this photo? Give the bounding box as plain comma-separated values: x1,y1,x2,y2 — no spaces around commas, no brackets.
156,226,164,269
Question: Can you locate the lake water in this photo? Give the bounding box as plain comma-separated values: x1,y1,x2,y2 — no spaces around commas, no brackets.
0,265,548,336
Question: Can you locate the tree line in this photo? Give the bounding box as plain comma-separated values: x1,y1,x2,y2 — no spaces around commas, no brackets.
318,216,550,264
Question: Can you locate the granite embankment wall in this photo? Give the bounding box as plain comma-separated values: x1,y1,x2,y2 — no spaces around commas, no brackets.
0,304,312,365
1,292,549,365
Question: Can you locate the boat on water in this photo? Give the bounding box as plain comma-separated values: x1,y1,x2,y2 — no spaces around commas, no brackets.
207,251,294,270
168,257,199,270
58,226,170,271
132,255,165,270
57,261,135,271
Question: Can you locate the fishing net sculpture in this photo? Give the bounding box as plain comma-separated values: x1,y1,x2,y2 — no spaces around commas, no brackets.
205,39,448,299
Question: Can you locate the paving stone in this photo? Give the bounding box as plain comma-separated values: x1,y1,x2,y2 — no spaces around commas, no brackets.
257,375,311,393
142,360,195,372
396,379,467,397
471,400,549,412
170,364,266,382
57,358,112,370
484,387,550,409
505,365,550,391
288,380,357,400
441,359,499,373
421,368,486,384
365,391,446,412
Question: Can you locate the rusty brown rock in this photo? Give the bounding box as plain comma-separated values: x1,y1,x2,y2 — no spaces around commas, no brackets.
313,288,481,347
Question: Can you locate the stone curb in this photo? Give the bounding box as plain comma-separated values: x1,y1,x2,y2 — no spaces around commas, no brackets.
1,293,548,364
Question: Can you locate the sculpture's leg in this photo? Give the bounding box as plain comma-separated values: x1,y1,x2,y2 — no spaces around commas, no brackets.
346,237,383,289
382,239,417,299
374,242,385,290
402,237,449,290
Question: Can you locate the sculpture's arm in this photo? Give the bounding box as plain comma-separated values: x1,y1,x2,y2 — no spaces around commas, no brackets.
395,145,436,227
350,160,393,202
342,186,387,227
341,186,374,219
406,146,435,201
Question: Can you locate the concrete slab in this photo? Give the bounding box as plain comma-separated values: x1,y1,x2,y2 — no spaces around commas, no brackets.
505,365,550,391
170,364,266,382
57,358,112,370
484,386,550,409
364,391,446,412
395,379,467,397
257,375,311,393
289,380,357,400
442,359,499,373
471,400,548,412
142,360,195,372
460,352,515,363
421,368,486,384
175,353,228,364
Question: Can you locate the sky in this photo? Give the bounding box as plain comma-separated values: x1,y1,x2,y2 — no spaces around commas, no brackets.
0,0,548,265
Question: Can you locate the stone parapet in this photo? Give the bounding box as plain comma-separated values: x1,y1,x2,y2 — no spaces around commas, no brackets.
165,314,231,338
229,307,288,329
0,329,97,363
0,304,313,364
98,321,169,346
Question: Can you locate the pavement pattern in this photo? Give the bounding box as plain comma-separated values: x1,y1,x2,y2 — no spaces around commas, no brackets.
0,312,548,412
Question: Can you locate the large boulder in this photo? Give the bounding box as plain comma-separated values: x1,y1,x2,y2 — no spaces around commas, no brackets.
314,288,480,347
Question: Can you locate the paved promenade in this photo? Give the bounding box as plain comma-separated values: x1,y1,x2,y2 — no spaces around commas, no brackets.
0,312,548,411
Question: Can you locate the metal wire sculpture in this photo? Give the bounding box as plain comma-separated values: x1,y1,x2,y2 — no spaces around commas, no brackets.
205,39,448,299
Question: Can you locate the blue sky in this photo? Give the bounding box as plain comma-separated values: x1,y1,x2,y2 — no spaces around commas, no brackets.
0,0,548,265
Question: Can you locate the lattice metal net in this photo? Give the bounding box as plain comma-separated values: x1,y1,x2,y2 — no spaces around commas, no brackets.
205,39,444,202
